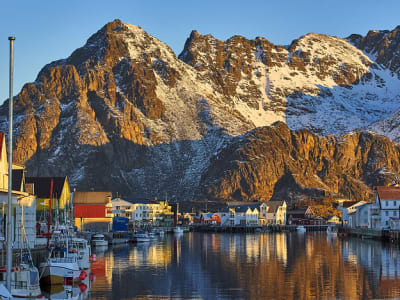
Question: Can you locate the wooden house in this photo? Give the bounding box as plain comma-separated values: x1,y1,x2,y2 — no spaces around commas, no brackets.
73,191,113,231
25,176,70,221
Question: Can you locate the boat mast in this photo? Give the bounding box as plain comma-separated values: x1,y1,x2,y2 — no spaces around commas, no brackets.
6,36,15,291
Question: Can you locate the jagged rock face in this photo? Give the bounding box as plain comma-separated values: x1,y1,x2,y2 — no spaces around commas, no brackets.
348,26,400,76
196,122,400,203
179,30,400,136
347,26,400,142
0,19,400,202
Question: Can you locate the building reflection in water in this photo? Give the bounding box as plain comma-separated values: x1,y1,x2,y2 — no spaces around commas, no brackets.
87,232,400,300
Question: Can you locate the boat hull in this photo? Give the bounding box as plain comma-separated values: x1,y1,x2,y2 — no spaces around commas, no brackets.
40,262,80,285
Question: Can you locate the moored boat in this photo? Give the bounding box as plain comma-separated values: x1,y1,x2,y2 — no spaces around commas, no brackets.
0,264,41,298
71,238,91,270
133,231,150,242
91,234,108,247
40,256,81,285
147,231,158,240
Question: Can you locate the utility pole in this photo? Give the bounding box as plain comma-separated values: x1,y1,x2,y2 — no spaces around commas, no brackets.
6,36,15,291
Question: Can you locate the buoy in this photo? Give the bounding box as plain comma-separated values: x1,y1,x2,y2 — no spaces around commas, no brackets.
79,283,87,293
79,270,87,280
89,257,93,262
72,249,77,253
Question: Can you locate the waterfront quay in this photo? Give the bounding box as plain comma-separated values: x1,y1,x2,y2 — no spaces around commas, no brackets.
341,227,400,244
191,224,329,233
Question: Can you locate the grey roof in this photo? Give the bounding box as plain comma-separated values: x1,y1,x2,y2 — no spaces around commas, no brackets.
228,204,258,213
266,201,285,213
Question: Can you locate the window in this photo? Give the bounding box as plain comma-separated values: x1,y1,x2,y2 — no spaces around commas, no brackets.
116,206,120,210
386,201,389,207
394,200,397,206
385,211,389,216
394,211,397,217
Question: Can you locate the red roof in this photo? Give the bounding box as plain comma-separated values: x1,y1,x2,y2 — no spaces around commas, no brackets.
75,204,106,218
376,186,400,200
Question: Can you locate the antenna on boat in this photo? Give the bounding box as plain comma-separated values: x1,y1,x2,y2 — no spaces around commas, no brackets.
6,35,15,291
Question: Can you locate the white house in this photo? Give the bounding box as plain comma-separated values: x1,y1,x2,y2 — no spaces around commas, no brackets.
221,204,259,226
111,197,133,218
266,201,287,225
370,186,400,229
348,201,370,228
218,208,235,226
0,133,37,248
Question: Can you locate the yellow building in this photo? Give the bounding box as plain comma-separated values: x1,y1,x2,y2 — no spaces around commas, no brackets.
25,176,70,221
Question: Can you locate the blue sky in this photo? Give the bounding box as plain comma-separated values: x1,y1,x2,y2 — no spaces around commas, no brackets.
1,0,399,103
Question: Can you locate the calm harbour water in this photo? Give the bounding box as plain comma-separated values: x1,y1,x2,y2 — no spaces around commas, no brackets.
59,232,400,300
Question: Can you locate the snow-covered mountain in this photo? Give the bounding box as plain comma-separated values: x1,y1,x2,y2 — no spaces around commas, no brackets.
1,19,400,202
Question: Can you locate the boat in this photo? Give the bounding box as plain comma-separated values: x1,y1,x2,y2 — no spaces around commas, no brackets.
70,238,91,270
173,227,183,234
91,234,108,247
147,231,158,240
133,231,150,242
0,284,12,300
0,263,41,298
39,247,81,285
296,226,306,233
326,226,338,236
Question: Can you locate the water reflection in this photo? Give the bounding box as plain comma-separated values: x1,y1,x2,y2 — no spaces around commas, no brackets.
87,232,400,299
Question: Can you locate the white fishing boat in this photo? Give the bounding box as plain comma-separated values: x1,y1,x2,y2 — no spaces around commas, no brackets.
296,225,306,233
0,264,41,298
173,227,183,234
70,238,91,270
133,231,150,242
91,234,108,247
40,232,81,285
327,226,338,236
39,252,81,285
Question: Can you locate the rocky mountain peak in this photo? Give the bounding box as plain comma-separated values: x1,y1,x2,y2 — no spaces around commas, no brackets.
1,21,400,203
348,25,400,76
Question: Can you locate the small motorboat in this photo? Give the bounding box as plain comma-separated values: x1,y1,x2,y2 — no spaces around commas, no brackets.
133,231,150,242
91,234,108,247
296,226,306,233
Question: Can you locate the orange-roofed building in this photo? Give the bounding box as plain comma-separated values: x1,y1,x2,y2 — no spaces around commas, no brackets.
73,191,113,232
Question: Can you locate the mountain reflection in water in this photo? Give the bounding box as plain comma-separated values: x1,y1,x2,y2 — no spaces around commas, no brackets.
87,232,400,299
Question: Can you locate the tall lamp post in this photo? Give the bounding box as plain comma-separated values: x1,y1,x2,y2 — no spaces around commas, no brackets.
6,36,15,291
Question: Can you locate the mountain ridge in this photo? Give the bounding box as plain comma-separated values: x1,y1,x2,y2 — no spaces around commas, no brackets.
1,19,400,203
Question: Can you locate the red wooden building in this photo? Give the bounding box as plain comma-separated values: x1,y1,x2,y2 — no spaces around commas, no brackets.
73,191,112,231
